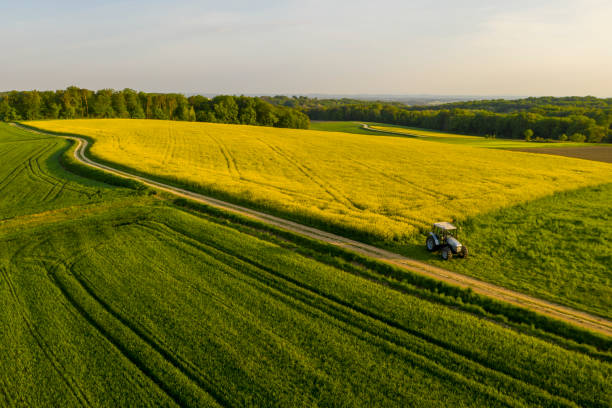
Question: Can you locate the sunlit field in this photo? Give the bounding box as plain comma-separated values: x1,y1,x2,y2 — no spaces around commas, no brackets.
311,121,601,148
367,124,602,148
28,119,612,241
4,123,610,407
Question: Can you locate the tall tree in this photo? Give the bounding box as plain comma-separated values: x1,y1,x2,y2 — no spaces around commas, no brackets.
213,96,239,123
124,89,145,118
92,89,115,118
112,91,129,118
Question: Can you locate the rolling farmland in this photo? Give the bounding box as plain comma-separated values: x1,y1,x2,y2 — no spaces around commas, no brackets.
364,124,602,147
314,121,601,149
27,119,612,241
0,123,133,220
5,207,612,407
1,123,611,406
25,119,612,315
5,1,612,406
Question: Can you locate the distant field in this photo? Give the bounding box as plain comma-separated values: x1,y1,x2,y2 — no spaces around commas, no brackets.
508,146,612,163
312,121,602,149
3,123,610,407
27,119,612,243
368,124,608,149
366,123,612,163
310,120,376,135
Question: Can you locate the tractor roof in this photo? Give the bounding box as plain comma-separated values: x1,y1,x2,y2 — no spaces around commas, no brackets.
433,222,457,230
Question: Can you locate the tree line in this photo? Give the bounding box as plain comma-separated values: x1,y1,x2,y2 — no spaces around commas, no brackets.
414,96,612,113
0,87,310,129
265,96,612,142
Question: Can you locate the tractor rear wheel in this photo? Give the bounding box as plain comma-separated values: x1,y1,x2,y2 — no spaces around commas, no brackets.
460,245,468,258
426,236,436,252
441,246,452,260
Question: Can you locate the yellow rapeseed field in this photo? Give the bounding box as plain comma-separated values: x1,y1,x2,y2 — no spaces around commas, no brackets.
29,119,612,240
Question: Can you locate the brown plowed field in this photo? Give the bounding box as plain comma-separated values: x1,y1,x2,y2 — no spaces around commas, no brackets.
508,146,612,163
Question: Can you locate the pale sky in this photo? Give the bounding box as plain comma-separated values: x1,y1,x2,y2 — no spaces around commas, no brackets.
1,0,611,96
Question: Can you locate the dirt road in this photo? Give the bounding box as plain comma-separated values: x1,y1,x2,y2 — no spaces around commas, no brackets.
361,123,424,137
15,123,612,337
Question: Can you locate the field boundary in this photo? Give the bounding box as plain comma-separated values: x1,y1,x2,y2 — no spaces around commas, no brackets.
14,122,612,340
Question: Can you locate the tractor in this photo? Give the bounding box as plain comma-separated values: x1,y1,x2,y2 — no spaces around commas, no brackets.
426,222,468,260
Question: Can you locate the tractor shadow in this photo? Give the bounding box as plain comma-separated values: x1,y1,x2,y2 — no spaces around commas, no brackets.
382,238,444,262
382,235,472,264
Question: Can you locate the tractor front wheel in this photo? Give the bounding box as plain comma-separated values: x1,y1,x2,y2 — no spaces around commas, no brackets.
426,236,436,252
441,246,452,260
460,245,468,258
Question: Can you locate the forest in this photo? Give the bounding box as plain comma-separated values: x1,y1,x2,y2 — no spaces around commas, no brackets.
0,87,310,129
4,89,612,141
265,96,612,142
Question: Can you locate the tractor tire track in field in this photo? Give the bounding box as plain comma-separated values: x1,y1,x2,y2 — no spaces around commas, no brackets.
5,236,198,407
0,142,51,192
43,261,191,408
206,131,242,179
89,235,283,405
142,221,582,408
14,123,612,337
51,181,69,201
41,244,230,408
0,164,26,194
256,138,336,201
26,142,95,199
0,137,92,200
256,138,362,210
80,238,240,407
0,266,93,408
0,143,23,158
25,140,95,201
0,369,14,407
138,223,516,406
351,158,454,201
161,124,177,166
40,253,222,408
0,137,54,144
239,176,316,201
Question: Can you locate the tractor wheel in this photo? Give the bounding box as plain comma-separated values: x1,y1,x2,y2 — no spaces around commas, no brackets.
426,236,436,252
441,246,452,260
460,245,468,258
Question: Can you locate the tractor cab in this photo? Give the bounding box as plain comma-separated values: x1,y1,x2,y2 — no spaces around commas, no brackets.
432,222,457,242
426,222,468,260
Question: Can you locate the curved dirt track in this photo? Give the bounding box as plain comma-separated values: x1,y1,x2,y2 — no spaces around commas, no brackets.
361,123,425,137
15,123,612,337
